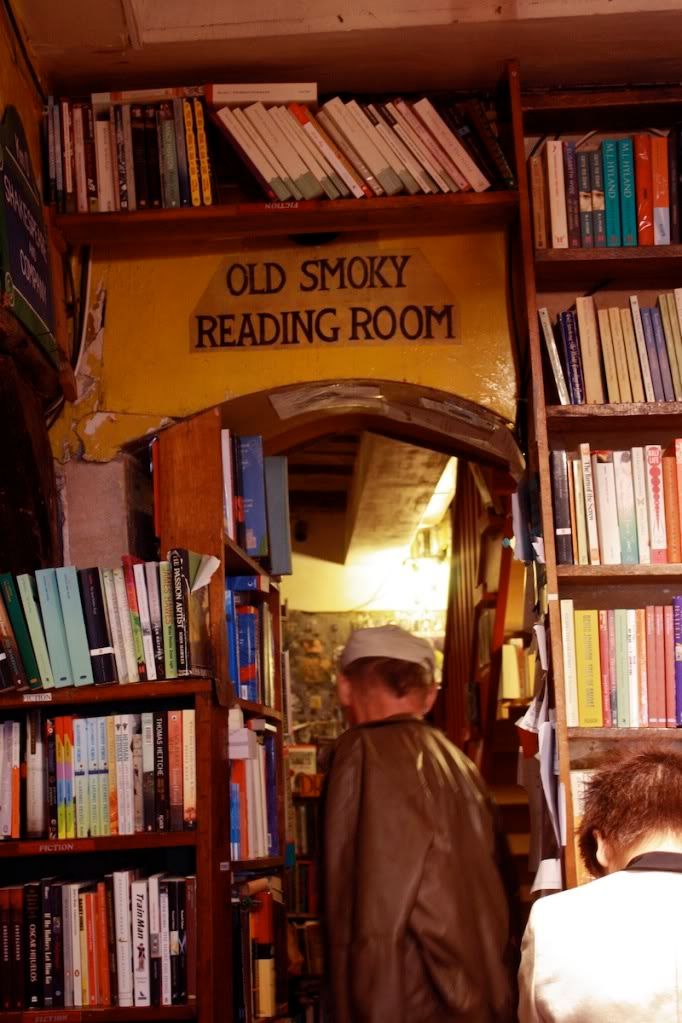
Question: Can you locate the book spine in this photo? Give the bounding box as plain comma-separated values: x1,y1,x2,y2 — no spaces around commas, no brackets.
634,134,654,245
563,142,581,248
665,604,677,726
72,104,88,213
0,575,40,689
538,309,570,405
182,99,202,207
113,105,128,210
629,296,656,402
25,710,46,838
575,295,605,404
130,106,148,208
559,311,585,404
104,877,118,1005
106,715,118,836
663,452,682,562
36,568,73,687
114,715,134,836
646,445,668,562
576,150,594,248
651,306,676,401
550,450,573,564
613,450,639,563
95,883,111,1006
640,306,666,401
93,116,115,212
77,892,88,1006
625,608,640,727
42,879,55,1006
101,569,127,683
121,558,147,681
614,608,629,727
133,563,157,682
148,875,161,1007
60,98,76,213
25,881,41,1008
193,99,213,206
529,152,548,250
144,563,165,679
113,873,133,1007
652,134,671,245
97,716,110,837
86,716,100,838
617,137,637,246
461,97,516,188
185,876,196,1001
55,567,93,687
131,881,151,1006
154,711,169,831
559,599,579,727
670,129,680,244
121,104,137,211
589,147,606,247
597,609,612,726
159,887,171,1006
182,708,196,831
596,307,620,403
133,726,144,834
73,717,90,838
169,550,188,675
46,717,58,839
113,568,139,682
631,447,651,564
580,442,601,565
158,562,178,679
158,102,181,208
168,709,184,832
571,458,589,565
172,98,191,206
619,306,645,403
593,451,620,564
544,140,568,248
63,717,75,838
144,105,162,208
77,568,116,684
602,140,621,246
141,712,156,831
674,597,682,725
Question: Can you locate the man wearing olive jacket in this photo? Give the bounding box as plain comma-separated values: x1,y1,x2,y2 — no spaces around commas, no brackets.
322,625,516,1023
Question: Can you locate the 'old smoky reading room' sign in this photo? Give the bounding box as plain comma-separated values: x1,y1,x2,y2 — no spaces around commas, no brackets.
191,240,460,351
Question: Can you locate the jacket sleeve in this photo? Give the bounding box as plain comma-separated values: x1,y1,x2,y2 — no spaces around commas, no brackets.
322,731,431,1023
518,908,544,1023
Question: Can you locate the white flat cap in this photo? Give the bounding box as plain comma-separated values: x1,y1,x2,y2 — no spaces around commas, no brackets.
340,624,435,672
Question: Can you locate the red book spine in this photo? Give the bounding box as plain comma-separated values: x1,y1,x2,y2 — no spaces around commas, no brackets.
95,883,111,1007
646,605,657,725
85,891,98,1006
654,605,667,726
664,604,676,726
231,759,249,859
121,555,146,681
635,134,655,245
663,452,681,563
598,610,612,726
167,710,184,832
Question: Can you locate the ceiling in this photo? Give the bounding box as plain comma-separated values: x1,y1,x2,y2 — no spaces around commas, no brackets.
14,0,682,94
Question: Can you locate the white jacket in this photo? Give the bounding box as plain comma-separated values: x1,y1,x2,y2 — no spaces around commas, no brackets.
519,867,682,1022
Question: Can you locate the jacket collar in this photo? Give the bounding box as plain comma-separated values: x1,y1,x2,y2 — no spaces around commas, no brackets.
625,851,682,873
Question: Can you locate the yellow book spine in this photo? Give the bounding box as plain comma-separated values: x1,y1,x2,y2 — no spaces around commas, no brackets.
64,724,75,839
574,609,604,726
193,99,213,206
183,99,202,207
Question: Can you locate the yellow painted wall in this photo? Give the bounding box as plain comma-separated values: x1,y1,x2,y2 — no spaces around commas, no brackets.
51,227,518,462
0,10,42,190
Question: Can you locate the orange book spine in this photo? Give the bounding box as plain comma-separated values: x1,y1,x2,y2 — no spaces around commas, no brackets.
663,453,681,563
654,606,667,726
634,134,654,246
665,604,676,726
675,439,682,557
95,883,111,1006
646,605,657,725
636,608,648,726
85,891,99,1006
167,709,184,832
651,135,671,245
63,715,75,839
597,609,612,726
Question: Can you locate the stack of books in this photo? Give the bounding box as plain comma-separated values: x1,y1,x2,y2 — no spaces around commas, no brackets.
0,708,196,840
46,82,516,212
551,443,681,566
530,131,681,249
229,708,279,860
560,597,682,728
0,871,196,1009
290,920,324,979
232,876,286,1020
539,292,682,405
226,575,276,706
0,550,218,692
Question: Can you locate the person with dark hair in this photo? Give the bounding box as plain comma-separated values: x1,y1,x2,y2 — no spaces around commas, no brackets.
322,624,516,1023
519,745,682,1022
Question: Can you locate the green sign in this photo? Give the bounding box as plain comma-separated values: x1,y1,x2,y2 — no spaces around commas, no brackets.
0,106,57,365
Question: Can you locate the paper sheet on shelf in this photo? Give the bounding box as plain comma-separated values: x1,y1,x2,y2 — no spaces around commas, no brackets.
539,720,560,847
512,490,532,563
532,858,562,894
533,622,549,671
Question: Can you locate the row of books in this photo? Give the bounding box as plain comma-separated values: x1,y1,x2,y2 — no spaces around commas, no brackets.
213,92,514,203
229,710,279,860
232,876,286,1022
560,598,682,728
551,443,681,566
286,861,319,917
0,709,196,840
292,799,320,858
220,432,292,572
45,88,214,213
0,551,217,692
291,920,324,979
0,871,195,1010
531,132,680,250
226,576,276,706
539,292,682,407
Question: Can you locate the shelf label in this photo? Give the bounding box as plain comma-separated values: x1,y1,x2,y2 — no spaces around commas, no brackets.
23,691,53,703
36,840,93,854
219,861,230,872
29,1013,79,1023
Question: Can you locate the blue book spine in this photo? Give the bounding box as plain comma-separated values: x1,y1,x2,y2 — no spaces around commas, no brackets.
172,97,191,206
650,306,675,401
237,437,269,558
226,575,268,593
559,311,585,403
229,781,241,858
225,591,240,693
602,140,622,246
674,597,682,725
55,567,94,686
640,307,665,401
264,732,279,856
236,608,258,702
35,568,73,687
617,138,637,246
264,456,293,576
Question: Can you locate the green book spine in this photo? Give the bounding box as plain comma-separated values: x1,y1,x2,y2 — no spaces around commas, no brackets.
602,140,622,247
0,574,41,689
576,151,594,248
613,451,639,564
615,608,630,726
36,569,73,688
617,137,637,246
159,561,177,679
56,567,94,687
17,574,54,689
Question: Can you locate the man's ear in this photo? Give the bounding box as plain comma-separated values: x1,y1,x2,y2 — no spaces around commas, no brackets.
423,687,438,715
337,673,352,708
595,830,611,872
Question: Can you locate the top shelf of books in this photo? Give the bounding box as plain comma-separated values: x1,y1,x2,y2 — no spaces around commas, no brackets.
54,191,519,249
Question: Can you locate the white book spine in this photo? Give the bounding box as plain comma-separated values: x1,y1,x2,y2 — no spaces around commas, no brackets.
182,708,196,830
217,107,284,198
245,756,257,857
115,715,134,835
539,307,570,405
97,716,110,836
73,718,90,838
94,119,115,212
133,729,144,833
131,879,151,1006
247,104,304,192
72,105,88,213
394,99,461,191
545,140,568,248
142,711,155,831
86,716,100,837
257,743,268,855
386,101,450,193
220,429,235,541
102,569,128,683
349,102,406,186
159,889,172,1006
62,884,73,1007
413,97,490,191
560,599,579,726
343,99,394,181
592,454,621,564
114,568,139,682
148,873,163,1001
645,444,668,559
69,884,83,1007
25,710,46,838
613,449,638,564
133,564,157,681
300,114,362,197
368,104,433,194
629,296,656,403
276,106,338,197
625,607,640,726
113,871,134,1007
121,104,137,211
233,108,292,198
631,447,651,564
580,443,601,565
323,98,385,189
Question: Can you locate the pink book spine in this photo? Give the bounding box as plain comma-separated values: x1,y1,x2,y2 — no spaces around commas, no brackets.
598,609,612,727
664,605,676,726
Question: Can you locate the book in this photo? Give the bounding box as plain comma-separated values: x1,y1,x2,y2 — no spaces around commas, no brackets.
646,445,668,563
529,151,548,250
544,140,568,248
576,149,594,247
158,562,177,679
144,563,165,679
36,569,73,687
0,587,27,690
78,568,117,684
167,710,184,832
131,880,150,1006
663,450,682,562
538,308,570,405
631,447,651,564
634,133,655,245
181,709,196,831
619,306,645,404
263,456,293,575
651,305,676,401
101,569,128,684
412,98,490,192
560,599,579,727
652,134,671,244
113,568,139,683
589,147,606,246
613,450,639,563
205,83,317,107
575,296,605,403
55,568,93,687
592,450,620,564
559,310,585,404
113,871,134,1007
235,437,269,557
665,604,676,726
563,142,581,248
571,457,589,565
629,296,657,402
607,306,631,403
574,610,603,728
640,306,666,401
598,610,612,726
614,608,629,727
121,557,147,681
580,442,600,565
596,308,620,403
617,137,637,246
0,575,40,689
674,596,682,725
154,711,169,832
133,563,157,682
550,450,573,564
601,140,621,246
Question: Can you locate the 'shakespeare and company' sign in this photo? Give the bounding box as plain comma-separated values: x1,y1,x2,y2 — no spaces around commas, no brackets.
0,105,56,364
191,238,460,351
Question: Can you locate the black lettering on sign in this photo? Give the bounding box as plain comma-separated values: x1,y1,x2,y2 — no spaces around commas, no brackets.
195,315,218,348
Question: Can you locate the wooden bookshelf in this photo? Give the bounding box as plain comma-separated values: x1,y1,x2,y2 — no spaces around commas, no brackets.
0,678,212,710
232,856,285,872
237,699,283,722
54,191,519,251
1,1009,196,1023
0,833,197,858
514,66,682,887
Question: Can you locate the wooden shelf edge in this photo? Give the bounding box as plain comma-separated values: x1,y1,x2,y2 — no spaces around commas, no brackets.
236,699,282,721
224,538,271,579
54,191,519,247
0,832,197,858
557,564,682,581
232,856,285,872
547,401,682,421
0,1007,196,1022
568,727,682,739
0,678,212,709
